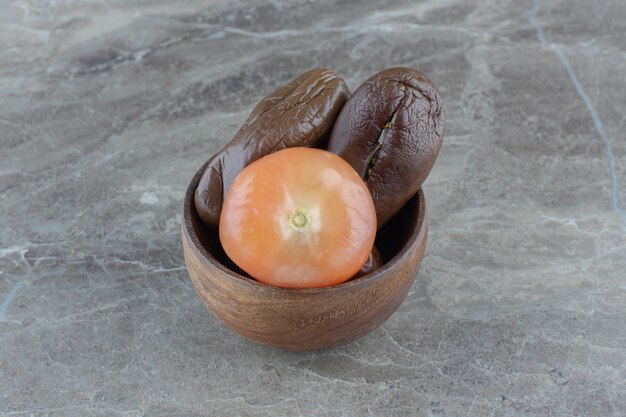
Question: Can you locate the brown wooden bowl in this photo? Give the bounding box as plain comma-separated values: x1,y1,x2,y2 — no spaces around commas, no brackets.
181,162,428,351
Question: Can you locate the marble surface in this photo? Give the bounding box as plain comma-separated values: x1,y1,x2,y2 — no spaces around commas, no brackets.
1,0,626,415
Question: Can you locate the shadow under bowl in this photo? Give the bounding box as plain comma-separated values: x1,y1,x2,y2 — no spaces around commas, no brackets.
181,162,428,351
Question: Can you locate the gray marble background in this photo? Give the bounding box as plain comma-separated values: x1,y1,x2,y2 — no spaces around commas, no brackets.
1,0,625,416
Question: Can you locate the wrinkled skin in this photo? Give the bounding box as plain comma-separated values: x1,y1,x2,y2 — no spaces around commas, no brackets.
327,67,445,228
351,246,383,280
195,68,350,228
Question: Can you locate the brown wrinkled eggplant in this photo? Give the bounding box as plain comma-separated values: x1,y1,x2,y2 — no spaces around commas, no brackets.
195,68,351,228
327,67,444,228
350,246,383,280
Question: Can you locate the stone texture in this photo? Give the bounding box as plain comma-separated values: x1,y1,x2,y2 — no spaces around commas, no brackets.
1,0,626,416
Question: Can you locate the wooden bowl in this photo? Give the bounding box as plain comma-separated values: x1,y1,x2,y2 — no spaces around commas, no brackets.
181,162,428,351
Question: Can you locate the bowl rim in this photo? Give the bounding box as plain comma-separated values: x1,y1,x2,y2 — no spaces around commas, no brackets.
183,159,427,294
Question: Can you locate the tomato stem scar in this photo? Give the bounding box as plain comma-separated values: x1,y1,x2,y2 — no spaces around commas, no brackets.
365,122,392,179
289,208,311,231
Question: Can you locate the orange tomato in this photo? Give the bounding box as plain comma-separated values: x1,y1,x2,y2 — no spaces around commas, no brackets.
219,147,377,288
